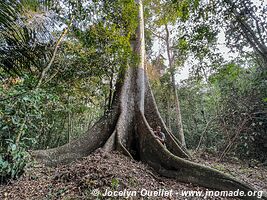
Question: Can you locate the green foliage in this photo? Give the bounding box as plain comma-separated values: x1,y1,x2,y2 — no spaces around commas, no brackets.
175,0,190,21
111,178,120,190
0,140,31,183
20,0,40,11
181,62,266,160
1,80,57,147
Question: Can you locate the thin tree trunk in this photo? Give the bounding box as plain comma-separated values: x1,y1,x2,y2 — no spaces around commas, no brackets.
164,24,186,147
108,67,114,111
167,96,172,130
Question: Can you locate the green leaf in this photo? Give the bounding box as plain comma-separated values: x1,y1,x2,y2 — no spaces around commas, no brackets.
11,144,17,151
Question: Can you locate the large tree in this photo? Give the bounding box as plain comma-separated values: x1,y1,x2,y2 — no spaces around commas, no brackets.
32,1,266,199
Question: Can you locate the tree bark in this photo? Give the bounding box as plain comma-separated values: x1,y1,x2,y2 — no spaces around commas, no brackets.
164,24,186,148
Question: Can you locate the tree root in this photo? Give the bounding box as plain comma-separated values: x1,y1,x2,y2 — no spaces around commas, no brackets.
137,110,267,200
32,109,119,166
103,115,133,159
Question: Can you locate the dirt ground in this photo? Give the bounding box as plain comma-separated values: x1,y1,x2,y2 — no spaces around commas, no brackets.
0,149,266,200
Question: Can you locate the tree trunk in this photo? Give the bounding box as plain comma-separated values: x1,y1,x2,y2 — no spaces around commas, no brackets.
32,1,266,199
167,96,172,130
164,24,186,148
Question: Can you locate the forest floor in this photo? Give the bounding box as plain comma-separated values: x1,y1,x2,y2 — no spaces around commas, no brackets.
0,149,266,200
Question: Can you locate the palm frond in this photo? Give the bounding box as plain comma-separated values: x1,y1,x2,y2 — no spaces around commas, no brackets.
0,1,54,77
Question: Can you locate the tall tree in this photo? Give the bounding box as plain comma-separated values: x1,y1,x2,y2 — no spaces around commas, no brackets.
164,23,186,147
31,1,266,199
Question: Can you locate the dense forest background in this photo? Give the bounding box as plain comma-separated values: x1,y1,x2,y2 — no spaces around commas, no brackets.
0,0,266,183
